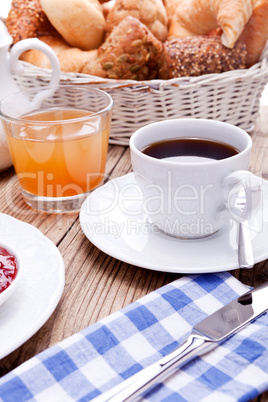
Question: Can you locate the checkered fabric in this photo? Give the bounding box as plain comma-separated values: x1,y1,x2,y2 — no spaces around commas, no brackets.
0,272,268,402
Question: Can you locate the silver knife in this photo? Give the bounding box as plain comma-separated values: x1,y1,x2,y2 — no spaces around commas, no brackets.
93,281,268,402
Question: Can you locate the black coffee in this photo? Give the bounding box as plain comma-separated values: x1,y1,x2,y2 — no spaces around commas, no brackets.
141,138,239,161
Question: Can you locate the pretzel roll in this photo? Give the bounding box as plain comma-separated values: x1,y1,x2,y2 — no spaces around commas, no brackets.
105,0,168,42
159,36,247,79
40,0,106,50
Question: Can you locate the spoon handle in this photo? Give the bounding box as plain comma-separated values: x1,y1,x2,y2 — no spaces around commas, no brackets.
238,222,254,269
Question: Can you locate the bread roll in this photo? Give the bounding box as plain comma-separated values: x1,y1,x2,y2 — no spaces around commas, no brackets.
239,0,268,67
159,36,247,79
20,35,98,72
105,0,168,42
5,0,56,44
102,1,115,19
82,16,163,80
20,16,163,80
39,0,106,50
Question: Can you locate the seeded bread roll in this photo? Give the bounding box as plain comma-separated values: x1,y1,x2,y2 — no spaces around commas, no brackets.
5,0,56,44
159,36,247,79
82,16,163,80
105,0,168,42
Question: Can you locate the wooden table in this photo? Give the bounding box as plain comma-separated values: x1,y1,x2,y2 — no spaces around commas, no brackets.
0,106,268,401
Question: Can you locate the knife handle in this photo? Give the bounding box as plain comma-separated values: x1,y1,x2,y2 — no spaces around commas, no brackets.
93,334,215,402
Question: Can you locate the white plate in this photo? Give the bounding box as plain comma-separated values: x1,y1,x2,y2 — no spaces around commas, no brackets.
80,173,268,273
0,213,65,359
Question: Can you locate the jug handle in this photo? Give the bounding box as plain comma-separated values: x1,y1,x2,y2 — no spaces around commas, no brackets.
9,38,60,106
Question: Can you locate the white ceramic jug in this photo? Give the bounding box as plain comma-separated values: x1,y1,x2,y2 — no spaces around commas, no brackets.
0,20,60,171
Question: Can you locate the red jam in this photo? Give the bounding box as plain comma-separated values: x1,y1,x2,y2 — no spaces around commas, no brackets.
0,247,18,293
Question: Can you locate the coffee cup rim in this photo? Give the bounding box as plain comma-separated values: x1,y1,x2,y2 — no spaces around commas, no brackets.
129,119,252,167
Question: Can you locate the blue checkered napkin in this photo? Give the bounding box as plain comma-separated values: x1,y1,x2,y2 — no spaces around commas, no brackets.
0,272,268,402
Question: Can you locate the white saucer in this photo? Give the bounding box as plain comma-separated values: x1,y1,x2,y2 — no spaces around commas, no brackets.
0,213,65,359
80,173,268,273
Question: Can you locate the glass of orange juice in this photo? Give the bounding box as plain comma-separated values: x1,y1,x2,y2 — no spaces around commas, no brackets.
0,85,113,213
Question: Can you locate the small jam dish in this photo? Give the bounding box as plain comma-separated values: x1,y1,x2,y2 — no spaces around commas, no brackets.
0,241,23,307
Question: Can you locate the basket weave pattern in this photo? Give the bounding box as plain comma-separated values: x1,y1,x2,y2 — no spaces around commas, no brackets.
15,41,268,145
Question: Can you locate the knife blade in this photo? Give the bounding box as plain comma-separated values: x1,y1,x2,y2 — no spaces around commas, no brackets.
92,281,268,402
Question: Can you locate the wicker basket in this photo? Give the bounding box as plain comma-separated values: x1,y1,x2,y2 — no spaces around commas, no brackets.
14,41,268,146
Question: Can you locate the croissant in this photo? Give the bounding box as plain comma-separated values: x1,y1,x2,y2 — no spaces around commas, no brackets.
163,0,183,23
20,35,98,73
239,0,268,67
168,0,255,48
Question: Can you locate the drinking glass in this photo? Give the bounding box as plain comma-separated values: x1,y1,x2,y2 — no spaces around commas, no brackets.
0,85,113,213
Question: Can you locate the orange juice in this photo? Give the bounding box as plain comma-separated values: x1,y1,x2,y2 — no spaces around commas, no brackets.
7,108,110,198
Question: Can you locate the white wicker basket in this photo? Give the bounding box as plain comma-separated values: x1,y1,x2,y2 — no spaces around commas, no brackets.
14,41,268,145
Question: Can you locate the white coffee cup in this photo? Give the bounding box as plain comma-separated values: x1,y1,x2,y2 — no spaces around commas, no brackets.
130,119,263,239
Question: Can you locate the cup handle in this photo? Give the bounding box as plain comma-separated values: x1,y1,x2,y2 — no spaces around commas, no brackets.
224,170,263,223
9,38,60,85
9,38,61,107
